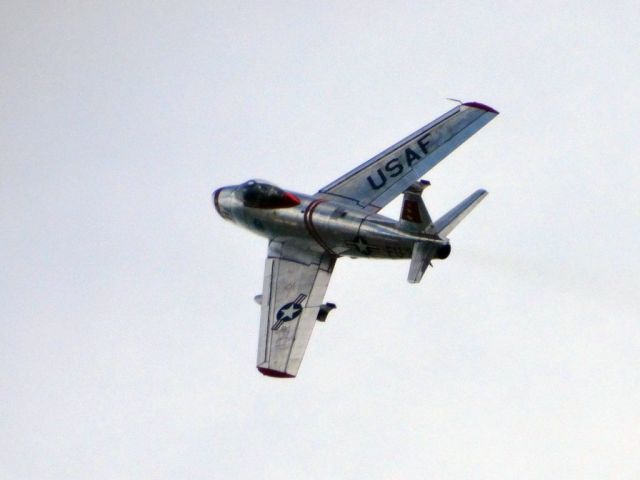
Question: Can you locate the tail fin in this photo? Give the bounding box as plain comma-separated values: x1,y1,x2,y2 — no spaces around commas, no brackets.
433,189,488,236
398,180,432,233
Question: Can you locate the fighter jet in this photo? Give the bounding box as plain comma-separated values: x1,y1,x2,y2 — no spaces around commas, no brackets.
213,101,498,378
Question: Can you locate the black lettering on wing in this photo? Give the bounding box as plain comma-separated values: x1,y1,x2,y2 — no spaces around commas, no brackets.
405,147,421,167
367,169,387,190
384,158,403,177
417,133,431,155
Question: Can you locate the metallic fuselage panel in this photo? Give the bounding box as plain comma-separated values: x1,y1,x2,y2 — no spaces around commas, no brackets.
214,188,442,259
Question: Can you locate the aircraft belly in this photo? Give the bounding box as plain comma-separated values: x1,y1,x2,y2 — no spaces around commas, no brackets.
234,194,420,260
299,201,420,259
304,200,363,256
239,201,309,240
352,218,415,259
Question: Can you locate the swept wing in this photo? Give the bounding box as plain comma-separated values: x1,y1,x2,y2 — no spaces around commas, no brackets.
257,240,335,377
317,102,498,212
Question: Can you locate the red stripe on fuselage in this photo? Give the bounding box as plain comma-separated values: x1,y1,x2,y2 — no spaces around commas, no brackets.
303,199,337,255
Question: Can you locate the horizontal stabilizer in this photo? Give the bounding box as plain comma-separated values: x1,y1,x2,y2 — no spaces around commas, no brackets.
408,242,435,283
433,189,488,237
407,240,451,283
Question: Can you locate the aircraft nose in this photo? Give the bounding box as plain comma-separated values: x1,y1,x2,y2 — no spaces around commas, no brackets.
212,186,232,217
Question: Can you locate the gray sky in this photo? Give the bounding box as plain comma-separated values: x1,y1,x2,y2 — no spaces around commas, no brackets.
2,1,639,479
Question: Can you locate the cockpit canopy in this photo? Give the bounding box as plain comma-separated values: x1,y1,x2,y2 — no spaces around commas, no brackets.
235,180,301,209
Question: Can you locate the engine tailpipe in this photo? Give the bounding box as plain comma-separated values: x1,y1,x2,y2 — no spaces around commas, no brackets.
407,240,450,284
436,243,451,259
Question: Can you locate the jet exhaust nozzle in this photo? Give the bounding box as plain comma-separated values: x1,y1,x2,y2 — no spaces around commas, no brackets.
408,241,450,283
435,243,451,259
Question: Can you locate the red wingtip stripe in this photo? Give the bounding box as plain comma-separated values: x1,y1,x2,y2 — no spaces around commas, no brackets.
462,102,499,114
258,367,295,378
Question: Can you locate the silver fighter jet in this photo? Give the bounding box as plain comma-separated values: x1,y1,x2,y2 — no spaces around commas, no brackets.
213,101,498,378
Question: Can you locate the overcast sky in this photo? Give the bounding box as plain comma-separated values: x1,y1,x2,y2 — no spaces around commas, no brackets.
2,2,639,479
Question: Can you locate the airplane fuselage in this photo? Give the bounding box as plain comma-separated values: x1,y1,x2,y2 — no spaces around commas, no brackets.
214,184,449,260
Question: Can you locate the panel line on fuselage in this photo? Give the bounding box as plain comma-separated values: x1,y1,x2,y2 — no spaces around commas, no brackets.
303,199,338,256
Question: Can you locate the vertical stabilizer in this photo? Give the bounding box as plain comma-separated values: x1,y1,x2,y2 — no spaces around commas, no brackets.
398,180,432,233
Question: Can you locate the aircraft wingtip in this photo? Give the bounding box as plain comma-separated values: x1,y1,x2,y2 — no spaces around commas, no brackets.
462,101,499,114
257,367,296,378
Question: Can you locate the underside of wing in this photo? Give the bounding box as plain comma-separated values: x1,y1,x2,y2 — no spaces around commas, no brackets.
257,241,336,378
316,102,498,212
